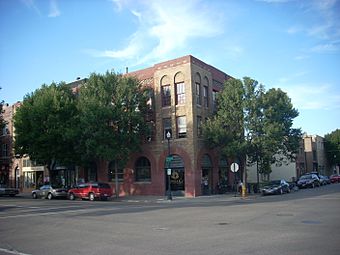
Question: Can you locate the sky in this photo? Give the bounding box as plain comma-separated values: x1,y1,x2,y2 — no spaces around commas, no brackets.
0,0,339,137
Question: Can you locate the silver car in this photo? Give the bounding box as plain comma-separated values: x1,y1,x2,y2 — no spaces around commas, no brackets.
32,185,68,200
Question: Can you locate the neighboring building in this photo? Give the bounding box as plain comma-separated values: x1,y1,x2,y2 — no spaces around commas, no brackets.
247,134,331,184
301,134,329,176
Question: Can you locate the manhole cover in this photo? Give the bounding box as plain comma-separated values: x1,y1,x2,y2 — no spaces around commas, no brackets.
217,222,230,225
152,227,169,231
301,220,321,225
276,213,294,216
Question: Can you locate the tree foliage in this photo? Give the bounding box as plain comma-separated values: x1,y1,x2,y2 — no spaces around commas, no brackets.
77,71,148,165
14,72,148,173
203,77,302,177
324,129,340,167
203,78,246,159
14,82,79,169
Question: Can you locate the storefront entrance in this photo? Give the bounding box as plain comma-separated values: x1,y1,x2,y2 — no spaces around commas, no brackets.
201,154,213,195
165,154,185,196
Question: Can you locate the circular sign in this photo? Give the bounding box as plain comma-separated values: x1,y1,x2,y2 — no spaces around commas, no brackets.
230,162,239,173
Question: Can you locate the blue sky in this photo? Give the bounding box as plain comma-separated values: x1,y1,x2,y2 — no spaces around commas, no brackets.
1,0,339,136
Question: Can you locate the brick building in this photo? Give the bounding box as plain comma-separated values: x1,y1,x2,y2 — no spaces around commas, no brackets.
96,55,233,197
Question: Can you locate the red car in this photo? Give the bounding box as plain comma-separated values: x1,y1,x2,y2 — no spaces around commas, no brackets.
330,174,340,183
68,182,113,201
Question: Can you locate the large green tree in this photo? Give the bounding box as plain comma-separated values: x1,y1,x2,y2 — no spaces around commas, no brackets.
203,78,246,159
14,82,79,172
324,129,340,171
77,71,148,196
203,77,301,186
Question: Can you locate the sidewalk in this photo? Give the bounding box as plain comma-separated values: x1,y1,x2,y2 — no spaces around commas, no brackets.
17,191,260,203
112,192,260,203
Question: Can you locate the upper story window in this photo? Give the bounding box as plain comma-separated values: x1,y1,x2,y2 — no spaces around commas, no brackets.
212,90,218,112
203,77,209,108
203,86,209,108
163,118,172,140
177,116,187,138
161,85,171,107
197,116,202,137
196,82,201,105
195,73,201,106
175,82,185,105
2,144,8,157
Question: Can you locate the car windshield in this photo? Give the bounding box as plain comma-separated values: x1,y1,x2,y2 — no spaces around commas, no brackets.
98,183,111,189
300,175,311,180
269,180,281,185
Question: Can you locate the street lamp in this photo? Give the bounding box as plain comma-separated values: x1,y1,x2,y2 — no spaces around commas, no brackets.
166,130,172,200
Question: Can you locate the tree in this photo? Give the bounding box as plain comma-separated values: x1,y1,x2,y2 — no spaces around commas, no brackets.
14,82,79,174
203,77,301,188
203,78,246,159
76,71,148,196
324,129,340,171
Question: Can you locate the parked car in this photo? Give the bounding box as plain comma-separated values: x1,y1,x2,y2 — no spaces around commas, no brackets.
0,185,19,197
319,175,330,185
297,174,320,188
330,174,340,183
261,179,290,195
32,185,68,199
68,182,113,201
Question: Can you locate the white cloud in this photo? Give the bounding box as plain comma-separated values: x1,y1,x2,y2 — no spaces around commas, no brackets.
48,0,60,18
21,0,41,16
284,83,340,110
93,0,225,65
311,42,339,53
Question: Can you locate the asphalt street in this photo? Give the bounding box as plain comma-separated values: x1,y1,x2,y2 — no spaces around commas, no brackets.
0,184,339,255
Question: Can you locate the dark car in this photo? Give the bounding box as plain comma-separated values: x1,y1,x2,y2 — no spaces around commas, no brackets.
330,174,340,183
0,185,19,197
32,185,68,200
261,179,290,195
297,174,320,188
319,175,330,185
68,182,113,201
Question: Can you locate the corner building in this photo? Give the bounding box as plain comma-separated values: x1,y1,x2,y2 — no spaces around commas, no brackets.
99,55,232,197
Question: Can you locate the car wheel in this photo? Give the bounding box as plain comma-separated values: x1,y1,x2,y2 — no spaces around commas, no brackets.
89,193,95,201
47,193,53,200
32,193,37,199
69,193,75,200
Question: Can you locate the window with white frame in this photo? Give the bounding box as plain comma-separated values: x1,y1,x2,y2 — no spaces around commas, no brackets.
177,116,187,138
175,82,185,105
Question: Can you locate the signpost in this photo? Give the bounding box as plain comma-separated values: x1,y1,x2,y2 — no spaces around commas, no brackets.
230,162,239,197
166,130,172,200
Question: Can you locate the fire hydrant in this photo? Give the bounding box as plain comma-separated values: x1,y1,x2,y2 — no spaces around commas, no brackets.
241,184,247,198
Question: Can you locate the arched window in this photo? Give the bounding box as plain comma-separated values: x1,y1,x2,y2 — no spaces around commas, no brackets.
161,75,171,107
135,157,151,182
203,76,209,108
195,73,201,105
174,72,185,105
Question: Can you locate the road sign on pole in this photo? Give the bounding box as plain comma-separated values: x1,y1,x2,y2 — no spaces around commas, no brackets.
230,162,239,173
